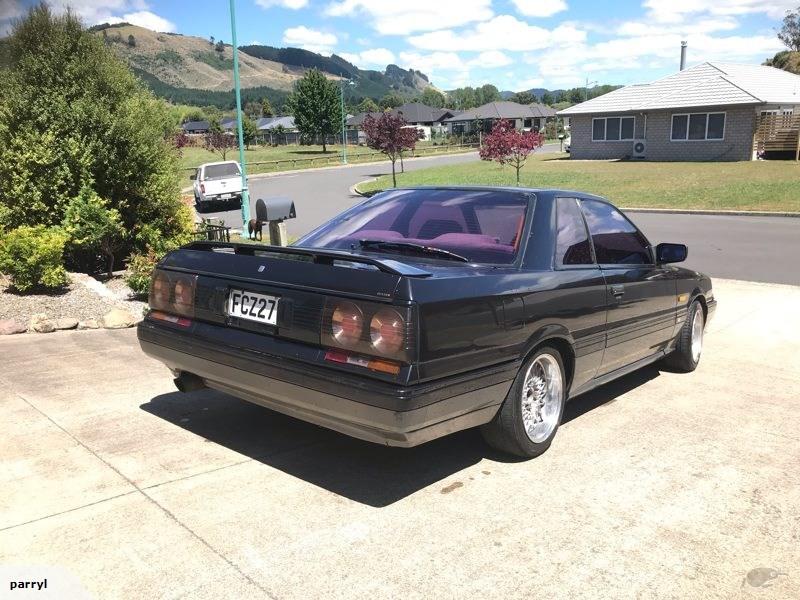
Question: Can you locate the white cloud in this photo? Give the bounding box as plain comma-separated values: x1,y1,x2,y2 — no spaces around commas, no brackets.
339,48,396,68
512,0,568,18
399,51,468,74
470,50,512,68
409,15,586,52
643,0,796,23
44,1,175,32
617,16,740,37
106,10,175,32
324,0,493,35
1,0,24,21
283,25,337,54
256,0,309,8
524,30,784,86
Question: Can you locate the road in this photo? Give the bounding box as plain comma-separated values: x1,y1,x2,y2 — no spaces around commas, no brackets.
198,148,800,285
3,279,799,598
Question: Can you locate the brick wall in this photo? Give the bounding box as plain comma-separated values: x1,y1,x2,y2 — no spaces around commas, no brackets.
568,106,756,161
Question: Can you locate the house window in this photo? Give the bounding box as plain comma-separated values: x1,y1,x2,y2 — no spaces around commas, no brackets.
671,112,725,141
591,116,635,141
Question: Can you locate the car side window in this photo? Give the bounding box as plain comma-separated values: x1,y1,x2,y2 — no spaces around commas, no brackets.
555,198,594,266
579,199,652,265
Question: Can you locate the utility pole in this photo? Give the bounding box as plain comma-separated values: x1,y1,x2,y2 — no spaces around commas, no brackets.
585,77,598,102
229,0,250,232
340,77,351,164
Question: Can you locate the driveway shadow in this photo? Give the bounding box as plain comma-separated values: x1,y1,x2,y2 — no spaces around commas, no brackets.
141,365,660,507
141,390,506,507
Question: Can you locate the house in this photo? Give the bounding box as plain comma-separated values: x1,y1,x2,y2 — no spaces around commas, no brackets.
558,62,800,161
181,120,210,134
391,103,455,127
257,116,296,131
220,117,237,131
346,111,383,128
444,101,557,134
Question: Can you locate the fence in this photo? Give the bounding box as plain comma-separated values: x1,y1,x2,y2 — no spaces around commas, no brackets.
194,219,230,242
182,143,479,176
752,113,800,159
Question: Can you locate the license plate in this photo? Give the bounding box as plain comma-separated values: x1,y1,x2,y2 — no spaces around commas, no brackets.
227,290,279,325
220,193,232,199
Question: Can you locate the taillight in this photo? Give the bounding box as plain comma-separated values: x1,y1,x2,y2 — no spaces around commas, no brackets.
322,298,413,371
370,309,405,354
148,270,196,318
151,271,171,308
330,301,363,347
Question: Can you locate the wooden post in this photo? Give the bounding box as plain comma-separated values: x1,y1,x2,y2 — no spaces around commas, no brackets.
269,221,288,246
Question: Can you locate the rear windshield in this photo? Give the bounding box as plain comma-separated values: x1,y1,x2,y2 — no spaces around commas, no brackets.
298,188,530,265
203,163,240,180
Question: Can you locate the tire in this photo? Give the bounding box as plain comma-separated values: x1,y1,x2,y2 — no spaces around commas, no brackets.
664,299,704,372
481,346,567,458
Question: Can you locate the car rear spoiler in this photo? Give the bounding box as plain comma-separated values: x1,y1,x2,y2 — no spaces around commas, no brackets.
182,241,433,278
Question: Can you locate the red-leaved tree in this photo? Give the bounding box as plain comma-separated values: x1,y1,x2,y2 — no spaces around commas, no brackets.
479,119,544,186
362,113,423,187
203,127,237,161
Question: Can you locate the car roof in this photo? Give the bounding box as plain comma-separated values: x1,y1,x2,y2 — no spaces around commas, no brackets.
383,185,610,203
199,161,240,168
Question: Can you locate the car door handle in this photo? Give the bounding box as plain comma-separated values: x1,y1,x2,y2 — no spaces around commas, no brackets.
611,284,625,298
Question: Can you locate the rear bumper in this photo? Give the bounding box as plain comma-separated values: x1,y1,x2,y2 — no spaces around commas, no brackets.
199,193,241,203
137,320,513,447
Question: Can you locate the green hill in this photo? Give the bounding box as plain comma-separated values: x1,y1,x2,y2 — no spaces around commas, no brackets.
91,23,433,109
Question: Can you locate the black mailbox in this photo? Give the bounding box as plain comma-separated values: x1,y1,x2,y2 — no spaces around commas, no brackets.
255,197,296,222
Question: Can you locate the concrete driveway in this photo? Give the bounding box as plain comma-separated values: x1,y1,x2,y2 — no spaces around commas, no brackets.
2,279,799,599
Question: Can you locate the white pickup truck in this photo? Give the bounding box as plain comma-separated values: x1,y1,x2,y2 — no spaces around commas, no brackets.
192,161,244,208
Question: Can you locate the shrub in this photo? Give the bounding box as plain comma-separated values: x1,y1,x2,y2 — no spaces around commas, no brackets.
0,225,69,292
62,187,125,277
125,248,161,296
0,5,192,255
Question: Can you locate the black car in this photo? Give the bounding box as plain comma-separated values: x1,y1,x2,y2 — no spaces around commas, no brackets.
138,187,715,458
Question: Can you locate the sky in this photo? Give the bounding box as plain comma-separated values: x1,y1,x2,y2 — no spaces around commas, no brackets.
0,0,794,91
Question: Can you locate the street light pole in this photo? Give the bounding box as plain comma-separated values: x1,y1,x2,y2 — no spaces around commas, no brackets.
229,0,250,233
584,77,598,102
340,77,347,164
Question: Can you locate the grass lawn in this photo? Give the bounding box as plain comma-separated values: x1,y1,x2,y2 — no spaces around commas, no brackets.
178,141,475,181
357,154,800,212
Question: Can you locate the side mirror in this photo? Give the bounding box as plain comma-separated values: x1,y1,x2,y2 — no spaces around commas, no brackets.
189,173,197,181
656,242,687,264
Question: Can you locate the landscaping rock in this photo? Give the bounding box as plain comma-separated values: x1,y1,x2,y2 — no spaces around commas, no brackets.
54,317,79,330
77,319,100,330
101,308,136,329
29,313,55,333
0,319,26,335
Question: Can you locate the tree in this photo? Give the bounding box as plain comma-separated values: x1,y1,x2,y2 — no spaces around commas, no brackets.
778,6,800,51
362,113,423,187
204,120,236,159
420,87,445,108
215,40,224,53
62,186,125,277
210,35,215,46
244,101,262,119
261,97,274,117
541,91,554,106
358,97,380,113
478,84,500,104
479,119,544,186
379,92,404,110
512,91,536,105
242,117,258,149
286,69,341,152
0,5,191,257
127,34,135,47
